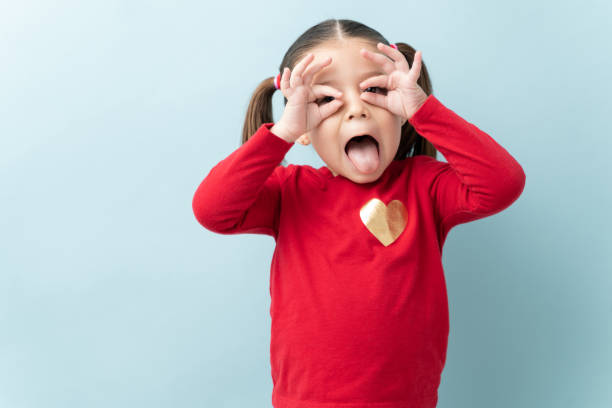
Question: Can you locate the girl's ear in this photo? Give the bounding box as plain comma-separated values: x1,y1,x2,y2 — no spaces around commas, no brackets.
297,134,311,145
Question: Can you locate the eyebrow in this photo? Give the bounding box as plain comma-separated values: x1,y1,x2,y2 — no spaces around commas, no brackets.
314,70,385,86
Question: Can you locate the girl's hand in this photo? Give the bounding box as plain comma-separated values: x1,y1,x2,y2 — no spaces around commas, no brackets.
273,53,344,143
359,43,429,121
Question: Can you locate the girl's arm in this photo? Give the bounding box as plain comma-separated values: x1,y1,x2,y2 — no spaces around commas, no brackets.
192,123,294,239
409,95,526,235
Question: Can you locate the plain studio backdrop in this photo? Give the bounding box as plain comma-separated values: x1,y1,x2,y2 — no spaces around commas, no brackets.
1,1,610,407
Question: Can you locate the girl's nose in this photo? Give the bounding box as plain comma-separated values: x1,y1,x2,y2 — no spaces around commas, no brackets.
343,90,370,120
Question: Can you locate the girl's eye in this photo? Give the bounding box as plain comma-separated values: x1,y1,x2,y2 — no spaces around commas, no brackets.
316,96,335,105
316,87,387,105
364,86,387,95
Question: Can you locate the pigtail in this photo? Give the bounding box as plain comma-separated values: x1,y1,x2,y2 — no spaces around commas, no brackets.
393,42,438,160
241,76,277,144
241,76,288,166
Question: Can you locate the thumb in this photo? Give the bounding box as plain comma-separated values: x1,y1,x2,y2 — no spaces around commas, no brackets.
318,99,344,121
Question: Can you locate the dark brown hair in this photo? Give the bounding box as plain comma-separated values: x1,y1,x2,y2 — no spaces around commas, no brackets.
241,18,437,165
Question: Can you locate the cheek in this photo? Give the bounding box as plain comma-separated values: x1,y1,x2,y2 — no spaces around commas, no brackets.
384,131,402,157
314,134,343,158
314,124,338,144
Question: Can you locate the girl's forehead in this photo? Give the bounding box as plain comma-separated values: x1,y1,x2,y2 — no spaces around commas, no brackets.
309,43,383,74
310,40,378,55
308,46,380,69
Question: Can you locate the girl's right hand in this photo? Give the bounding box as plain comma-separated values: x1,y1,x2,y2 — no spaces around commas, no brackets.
272,53,344,143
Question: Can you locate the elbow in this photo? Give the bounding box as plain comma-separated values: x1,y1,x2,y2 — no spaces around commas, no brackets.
498,163,527,209
471,163,526,216
192,189,221,232
192,190,237,234
192,191,212,230
510,163,526,201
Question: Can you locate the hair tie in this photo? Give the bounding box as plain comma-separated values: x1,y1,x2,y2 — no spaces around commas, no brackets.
273,43,397,90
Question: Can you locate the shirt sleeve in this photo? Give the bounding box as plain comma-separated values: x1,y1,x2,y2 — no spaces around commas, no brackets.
191,122,294,239
408,95,526,237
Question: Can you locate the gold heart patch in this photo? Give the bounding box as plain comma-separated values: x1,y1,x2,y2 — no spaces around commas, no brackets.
359,198,408,247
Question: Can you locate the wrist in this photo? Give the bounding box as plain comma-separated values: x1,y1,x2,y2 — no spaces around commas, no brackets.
406,94,429,121
270,123,296,143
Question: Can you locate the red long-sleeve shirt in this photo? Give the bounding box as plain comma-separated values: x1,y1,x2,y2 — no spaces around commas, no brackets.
192,94,526,408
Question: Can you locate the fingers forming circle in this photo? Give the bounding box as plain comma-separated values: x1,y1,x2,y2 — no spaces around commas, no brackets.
376,42,410,72
302,56,332,86
360,48,395,74
407,50,423,82
360,90,386,109
280,67,290,97
318,99,344,119
359,74,388,90
310,84,343,103
290,53,314,88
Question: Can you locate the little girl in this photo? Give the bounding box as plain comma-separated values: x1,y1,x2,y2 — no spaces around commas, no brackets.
192,18,525,408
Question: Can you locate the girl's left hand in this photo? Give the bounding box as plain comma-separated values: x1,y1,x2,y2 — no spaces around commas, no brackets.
359,43,429,121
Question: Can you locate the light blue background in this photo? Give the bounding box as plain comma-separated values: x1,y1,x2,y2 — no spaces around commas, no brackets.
1,1,610,407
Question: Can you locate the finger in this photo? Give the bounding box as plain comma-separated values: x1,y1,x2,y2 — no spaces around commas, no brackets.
407,50,423,82
318,99,344,119
360,48,395,74
360,91,386,108
376,42,410,72
291,53,315,87
302,56,333,85
280,67,290,96
311,84,343,99
359,74,388,90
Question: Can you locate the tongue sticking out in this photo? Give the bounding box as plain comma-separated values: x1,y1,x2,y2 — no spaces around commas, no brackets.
346,136,379,173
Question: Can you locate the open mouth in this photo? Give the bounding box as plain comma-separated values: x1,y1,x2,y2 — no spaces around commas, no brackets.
344,134,380,174
344,135,379,155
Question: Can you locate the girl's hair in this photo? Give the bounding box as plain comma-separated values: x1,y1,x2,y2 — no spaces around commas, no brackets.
241,18,437,165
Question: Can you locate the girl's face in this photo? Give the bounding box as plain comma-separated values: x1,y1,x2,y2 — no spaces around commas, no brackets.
299,39,406,184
